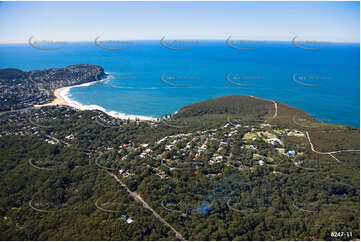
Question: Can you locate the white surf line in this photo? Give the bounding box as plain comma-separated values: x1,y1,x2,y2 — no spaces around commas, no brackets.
305,131,360,162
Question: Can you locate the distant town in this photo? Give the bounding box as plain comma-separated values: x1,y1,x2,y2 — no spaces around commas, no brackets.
0,64,104,111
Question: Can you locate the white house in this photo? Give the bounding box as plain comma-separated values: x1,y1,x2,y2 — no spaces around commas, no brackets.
267,138,282,145
126,218,134,224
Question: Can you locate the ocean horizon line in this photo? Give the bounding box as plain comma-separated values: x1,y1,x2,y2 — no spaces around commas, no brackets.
1,39,360,45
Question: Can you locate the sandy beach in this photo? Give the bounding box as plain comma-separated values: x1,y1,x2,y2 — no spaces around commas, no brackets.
34,86,71,107
34,83,157,121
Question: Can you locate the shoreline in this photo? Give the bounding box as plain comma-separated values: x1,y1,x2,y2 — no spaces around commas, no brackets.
34,81,158,121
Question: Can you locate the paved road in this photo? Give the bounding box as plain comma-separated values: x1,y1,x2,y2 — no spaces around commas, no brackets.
107,172,186,241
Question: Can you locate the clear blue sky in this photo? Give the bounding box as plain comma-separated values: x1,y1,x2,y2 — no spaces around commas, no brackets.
0,1,359,43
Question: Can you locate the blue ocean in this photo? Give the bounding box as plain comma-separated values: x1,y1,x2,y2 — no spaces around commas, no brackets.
0,40,359,127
